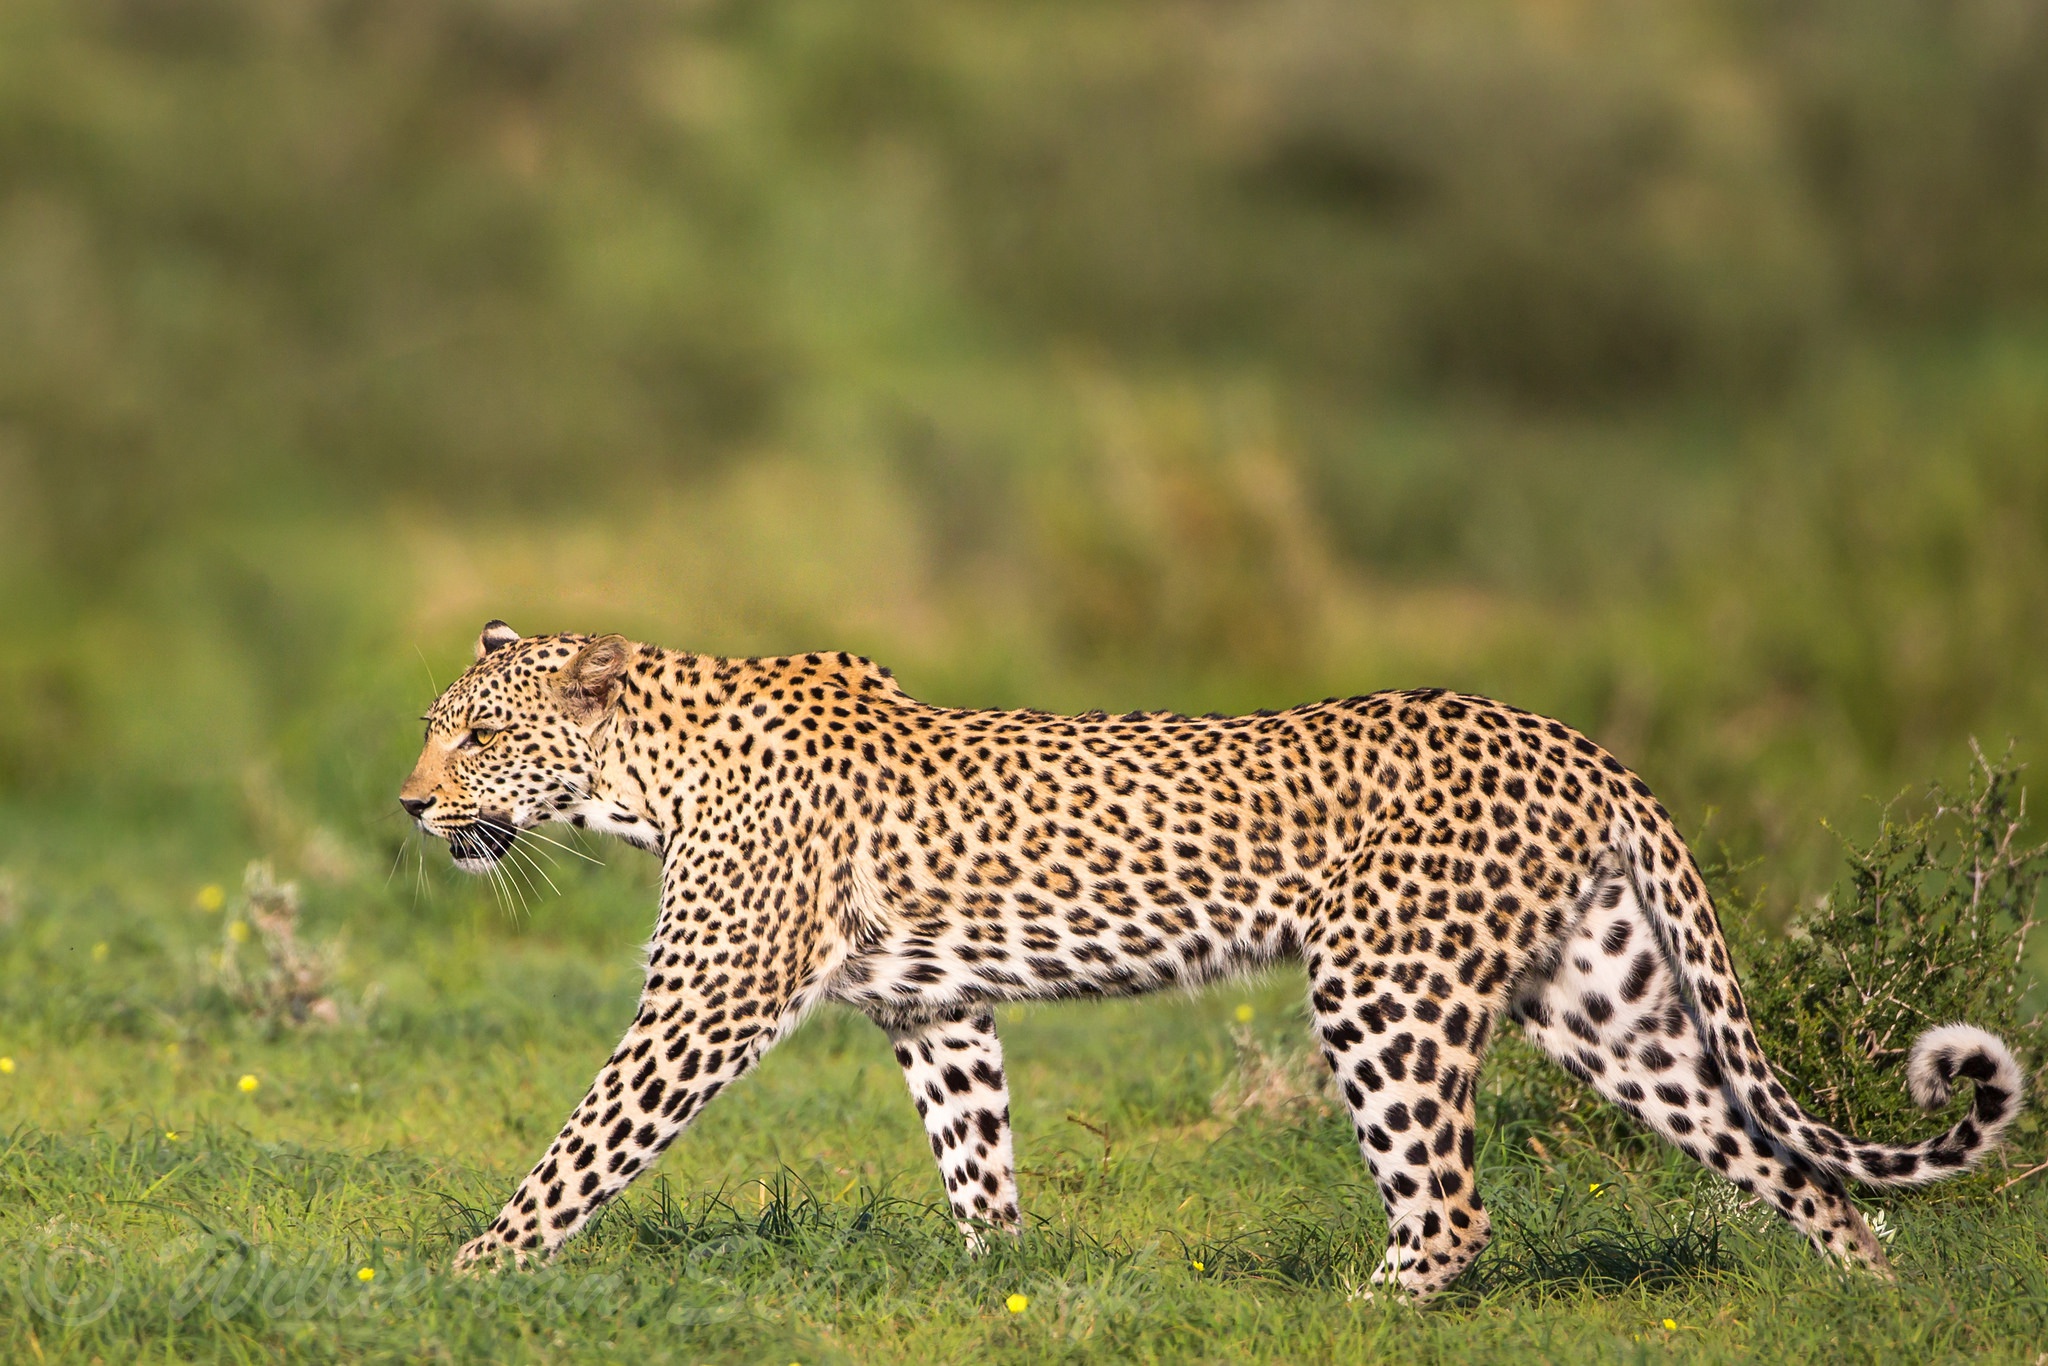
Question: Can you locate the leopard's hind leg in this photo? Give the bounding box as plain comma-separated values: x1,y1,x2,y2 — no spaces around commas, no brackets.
1508,874,1889,1273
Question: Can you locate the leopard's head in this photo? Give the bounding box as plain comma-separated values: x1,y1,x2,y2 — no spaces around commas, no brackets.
399,622,632,872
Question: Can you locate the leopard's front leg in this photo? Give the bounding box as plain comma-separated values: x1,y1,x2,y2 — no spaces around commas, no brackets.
879,1006,1022,1249
456,837,839,1269
454,995,767,1269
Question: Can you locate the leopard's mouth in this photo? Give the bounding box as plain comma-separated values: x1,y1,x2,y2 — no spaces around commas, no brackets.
444,817,519,871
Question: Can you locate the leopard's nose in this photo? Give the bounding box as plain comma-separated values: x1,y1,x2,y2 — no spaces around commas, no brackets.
401,795,433,819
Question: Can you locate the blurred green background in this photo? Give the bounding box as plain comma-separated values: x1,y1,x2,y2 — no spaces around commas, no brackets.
3,0,2047,909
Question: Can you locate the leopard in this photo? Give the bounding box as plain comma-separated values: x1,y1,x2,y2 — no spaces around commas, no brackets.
399,622,2025,1301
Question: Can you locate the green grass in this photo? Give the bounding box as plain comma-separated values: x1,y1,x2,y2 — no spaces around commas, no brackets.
2,816,2044,1364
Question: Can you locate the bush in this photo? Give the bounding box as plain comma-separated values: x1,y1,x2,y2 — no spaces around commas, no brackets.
1473,747,2045,1186
1734,745,2046,1176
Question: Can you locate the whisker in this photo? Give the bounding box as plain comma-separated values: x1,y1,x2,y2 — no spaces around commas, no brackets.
508,840,564,899
415,644,441,696
498,846,543,904
488,858,522,922
498,846,534,919
516,827,565,872
473,855,501,916
513,825,604,867
485,839,528,901
455,830,504,918
510,836,561,872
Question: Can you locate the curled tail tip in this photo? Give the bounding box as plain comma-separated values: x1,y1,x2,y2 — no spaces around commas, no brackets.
1905,1023,2024,1114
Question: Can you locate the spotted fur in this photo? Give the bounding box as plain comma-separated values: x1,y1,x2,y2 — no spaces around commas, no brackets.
400,624,2025,1300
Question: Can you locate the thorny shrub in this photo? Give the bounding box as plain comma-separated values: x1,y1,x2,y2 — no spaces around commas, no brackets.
1467,748,2043,1184
1213,1022,1333,1121
1732,744,2045,1175
210,862,359,1032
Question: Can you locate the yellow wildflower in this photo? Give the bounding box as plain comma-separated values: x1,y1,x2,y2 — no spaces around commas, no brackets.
196,884,225,912
357,1267,376,1283
0,1056,14,1075
228,921,251,944
1006,1293,1029,1314
238,1074,259,1093
1234,1004,1254,1023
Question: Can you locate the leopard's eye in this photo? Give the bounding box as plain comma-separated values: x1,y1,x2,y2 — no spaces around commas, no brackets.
471,727,504,750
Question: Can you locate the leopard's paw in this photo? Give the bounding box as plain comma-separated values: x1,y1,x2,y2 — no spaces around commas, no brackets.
453,1232,529,1276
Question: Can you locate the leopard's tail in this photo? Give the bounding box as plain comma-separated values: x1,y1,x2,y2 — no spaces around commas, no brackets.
1611,799,2025,1188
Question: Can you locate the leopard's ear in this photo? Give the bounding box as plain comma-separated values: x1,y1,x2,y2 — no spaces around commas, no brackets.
559,634,631,722
475,621,520,661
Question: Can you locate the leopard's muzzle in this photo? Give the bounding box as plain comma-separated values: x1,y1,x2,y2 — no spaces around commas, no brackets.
445,816,519,872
